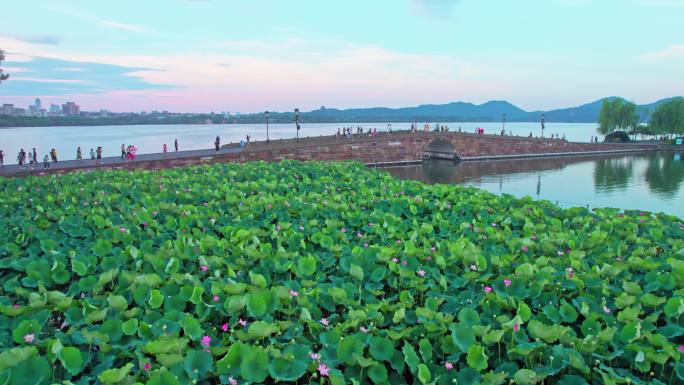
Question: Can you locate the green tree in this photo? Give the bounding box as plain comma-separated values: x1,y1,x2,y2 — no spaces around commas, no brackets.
598,98,638,134
0,49,9,83
649,97,684,138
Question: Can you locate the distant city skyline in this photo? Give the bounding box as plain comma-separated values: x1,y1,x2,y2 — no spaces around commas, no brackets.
1,0,683,113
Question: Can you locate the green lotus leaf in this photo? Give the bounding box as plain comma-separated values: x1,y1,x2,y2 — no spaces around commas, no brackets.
181,316,203,340
121,318,139,336
10,356,52,385
514,368,540,384
402,343,420,373
248,320,277,339
58,347,84,376
184,350,213,380
417,363,431,384
451,322,475,352
97,363,133,384
0,346,38,371
368,363,389,383
369,336,394,362
148,289,164,309
240,347,269,383
466,344,488,371
147,368,182,385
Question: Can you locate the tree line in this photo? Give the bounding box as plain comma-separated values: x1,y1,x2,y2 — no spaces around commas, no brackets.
599,97,684,139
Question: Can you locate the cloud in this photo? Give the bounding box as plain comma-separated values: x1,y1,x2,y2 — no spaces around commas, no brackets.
96,19,151,33
0,33,62,45
0,56,174,96
54,9,155,34
642,44,684,60
412,0,462,18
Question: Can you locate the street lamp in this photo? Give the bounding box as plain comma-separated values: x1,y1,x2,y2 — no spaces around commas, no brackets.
294,108,301,141
502,113,506,133
541,114,546,138
265,111,270,143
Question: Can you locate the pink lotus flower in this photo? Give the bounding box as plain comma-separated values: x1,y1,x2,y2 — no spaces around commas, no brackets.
229,376,238,385
221,323,229,332
530,235,537,240
119,227,126,233
310,352,321,360
213,295,220,302
360,326,369,333
566,267,574,278
396,240,401,244
23,334,35,343
558,251,565,256
417,269,426,277
357,232,363,238
491,223,497,227
470,264,478,271
504,279,512,287
320,318,330,326
317,363,330,377
392,257,399,263
13,304,20,309
200,265,209,272
484,286,493,293
402,260,408,266
152,211,158,216
201,335,211,347
341,228,346,233
238,319,247,327
299,226,304,231
368,223,374,227
289,289,299,297
364,243,369,248
203,202,208,206
144,362,151,370
267,204,272,209
445,362,454,370
276,224,281,231
679,345,684,353
431,246,436,251
603,306,611,314
513,324,520,332
521,246,529,252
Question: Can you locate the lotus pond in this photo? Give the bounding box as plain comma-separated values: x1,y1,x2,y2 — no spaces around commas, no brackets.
1,161,683,385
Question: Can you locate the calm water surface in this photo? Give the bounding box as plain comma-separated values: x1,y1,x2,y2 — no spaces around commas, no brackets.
0,122,600,164
385,152,684,219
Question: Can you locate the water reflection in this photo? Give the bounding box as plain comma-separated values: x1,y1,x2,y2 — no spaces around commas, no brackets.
644,153,684,198
593,157,634,193
384,152,683,218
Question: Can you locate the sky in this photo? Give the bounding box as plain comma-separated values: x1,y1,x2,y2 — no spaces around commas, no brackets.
0,0,683,113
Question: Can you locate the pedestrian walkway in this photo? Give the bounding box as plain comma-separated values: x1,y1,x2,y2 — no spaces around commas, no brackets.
0,146,243,177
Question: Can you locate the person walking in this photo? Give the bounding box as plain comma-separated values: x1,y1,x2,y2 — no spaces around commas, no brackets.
96,146,103,165
0,149,4,167
121,144,126,160
27,151,34,168
174,138,179,152
32,148,37,165
214,136,220,151
90,148,95,160
43,154,50,168
163,143,168,153
50,148,58,163
17,150,24,169
76,147,83,160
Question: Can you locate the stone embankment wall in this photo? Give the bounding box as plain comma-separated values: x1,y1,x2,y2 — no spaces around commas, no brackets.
10,132,656,176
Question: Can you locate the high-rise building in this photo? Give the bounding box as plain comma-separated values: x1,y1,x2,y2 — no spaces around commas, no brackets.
50,104,61,114
1,104,14,115
34,98,42,110
62,102,80,116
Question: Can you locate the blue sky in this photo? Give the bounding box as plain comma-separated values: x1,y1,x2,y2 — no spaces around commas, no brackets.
0,0,682,112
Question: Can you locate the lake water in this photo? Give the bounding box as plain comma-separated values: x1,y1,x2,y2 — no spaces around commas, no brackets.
0,122,600,164
385,152,684,219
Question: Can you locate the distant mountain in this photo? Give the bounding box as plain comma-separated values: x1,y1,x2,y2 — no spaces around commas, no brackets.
294,97,681,123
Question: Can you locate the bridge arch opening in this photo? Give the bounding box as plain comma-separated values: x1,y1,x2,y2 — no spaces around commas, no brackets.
423,138,459,161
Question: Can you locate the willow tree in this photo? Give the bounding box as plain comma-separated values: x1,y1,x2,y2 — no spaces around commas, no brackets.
598,98,638,134
649,97,684,138
0,49,9,83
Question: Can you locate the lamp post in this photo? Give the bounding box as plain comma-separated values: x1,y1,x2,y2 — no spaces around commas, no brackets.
541,114,546,138
502,113,506,133
294,108,301,141
265,111,270,143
